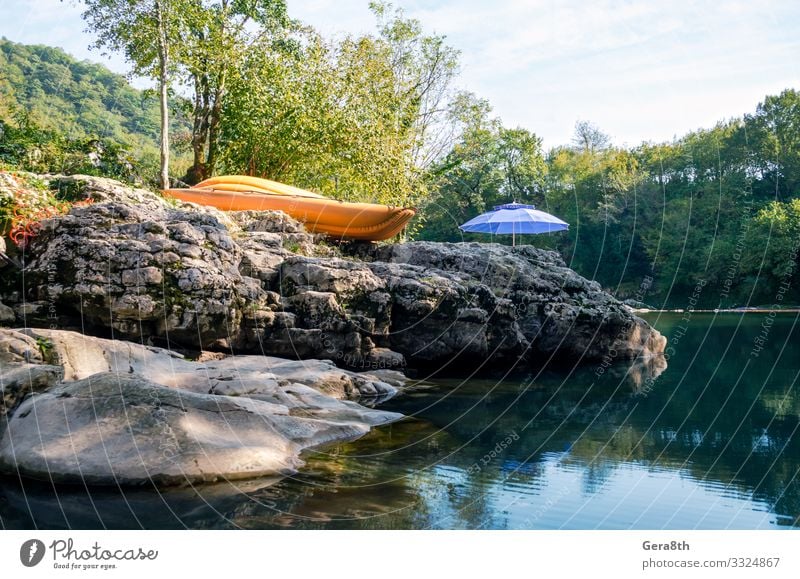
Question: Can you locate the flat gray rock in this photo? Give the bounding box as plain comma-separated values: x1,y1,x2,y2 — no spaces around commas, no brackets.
0,328,404,486
0,373,388,485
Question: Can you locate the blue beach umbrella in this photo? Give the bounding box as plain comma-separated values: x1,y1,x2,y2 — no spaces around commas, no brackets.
459,203,569,246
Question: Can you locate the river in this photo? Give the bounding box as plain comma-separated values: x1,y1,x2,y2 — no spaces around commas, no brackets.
2,312,798,529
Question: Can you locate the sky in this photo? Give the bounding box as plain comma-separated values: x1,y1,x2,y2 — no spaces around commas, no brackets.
1,0,799,149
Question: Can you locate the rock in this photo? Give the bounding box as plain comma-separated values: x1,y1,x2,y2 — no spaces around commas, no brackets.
13,328,400,400
362,242,667,364
0,328,404,486
8,174,665,368
1,363,63,418
364,348,406,370
0,301,15,323
0,329,43,364
0,373,391,485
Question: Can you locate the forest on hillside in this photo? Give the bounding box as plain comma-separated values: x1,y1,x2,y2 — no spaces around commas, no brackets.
0,1,798,308
0,38,192,181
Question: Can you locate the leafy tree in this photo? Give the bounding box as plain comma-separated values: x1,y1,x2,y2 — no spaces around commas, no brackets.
370,1,460,172
217,4,460,207
83,0,187,188
572,120,610,153
178,0,289,183
418,97,548,242
742,199,800,292
745,89,800,199
0,39,189,181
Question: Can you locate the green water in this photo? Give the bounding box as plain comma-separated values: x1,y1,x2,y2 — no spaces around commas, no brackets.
2,312,799,529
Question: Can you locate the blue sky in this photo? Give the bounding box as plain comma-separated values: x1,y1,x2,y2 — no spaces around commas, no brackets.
1,0,798,149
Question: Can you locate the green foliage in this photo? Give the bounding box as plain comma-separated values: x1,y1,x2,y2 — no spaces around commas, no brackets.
0,39,189,183
177,0,289,182
0,170,95,250
217,3,459,207
83,0,190,187
417,94,548,242
743,199,800,288
422,90,800,306
35,336,54,359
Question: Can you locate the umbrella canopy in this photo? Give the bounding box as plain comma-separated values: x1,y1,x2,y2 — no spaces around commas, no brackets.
459,202,568,245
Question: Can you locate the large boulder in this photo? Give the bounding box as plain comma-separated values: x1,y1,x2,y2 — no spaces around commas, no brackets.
0,373,385,485
0,328,403,485
278,242,666,367
11,328,399,400
4,174,665,369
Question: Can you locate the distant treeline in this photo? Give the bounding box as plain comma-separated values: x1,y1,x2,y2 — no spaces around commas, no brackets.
420,90,800,308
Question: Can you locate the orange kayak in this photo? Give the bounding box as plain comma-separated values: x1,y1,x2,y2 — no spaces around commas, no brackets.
163,176,415,241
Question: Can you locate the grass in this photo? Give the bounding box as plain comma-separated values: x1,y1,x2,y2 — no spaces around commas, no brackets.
282,239,303,254
35,336,55,362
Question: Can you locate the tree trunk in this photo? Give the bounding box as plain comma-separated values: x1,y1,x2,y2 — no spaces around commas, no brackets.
206,91,223,175
159,68,170,189
188,72,211,184
157,0,170,189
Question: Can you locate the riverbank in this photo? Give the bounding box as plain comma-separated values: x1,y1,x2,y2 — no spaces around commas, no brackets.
1,172,667,488
1,172,666,368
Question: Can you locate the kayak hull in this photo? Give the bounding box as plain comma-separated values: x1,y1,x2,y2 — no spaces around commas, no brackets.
164,187,415,241
194,175,325,199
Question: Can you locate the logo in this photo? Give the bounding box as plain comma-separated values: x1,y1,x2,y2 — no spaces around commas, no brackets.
20,539,46,567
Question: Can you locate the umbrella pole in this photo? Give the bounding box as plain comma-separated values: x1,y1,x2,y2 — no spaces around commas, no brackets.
512,225,515,247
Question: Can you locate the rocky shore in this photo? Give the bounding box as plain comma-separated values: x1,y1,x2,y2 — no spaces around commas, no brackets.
0,173,666,486
2,174,665,369
0,327,404,485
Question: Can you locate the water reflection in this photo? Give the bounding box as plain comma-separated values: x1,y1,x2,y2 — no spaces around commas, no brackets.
1,313,799,529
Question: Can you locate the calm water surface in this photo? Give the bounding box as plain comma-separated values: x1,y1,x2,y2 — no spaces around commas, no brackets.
2,312,799,529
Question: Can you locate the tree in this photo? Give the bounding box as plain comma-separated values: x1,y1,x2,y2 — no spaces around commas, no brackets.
746,89,800,199
370,1,460,173
0,39,183,181
572,120,610,153
419,97,548,242
218,28,413,203
497,127,547,204
179,0,288,183
83,0,185,188
742,199,800,292
216,4,460,208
